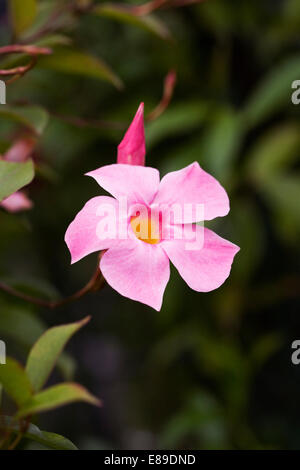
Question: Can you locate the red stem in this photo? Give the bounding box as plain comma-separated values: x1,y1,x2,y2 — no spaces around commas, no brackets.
0,45,52,56
0,260,105,309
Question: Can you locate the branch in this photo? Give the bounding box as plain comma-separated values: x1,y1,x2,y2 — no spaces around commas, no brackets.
21,0,95,44
0,258,105,309
50,112,126,131
131,0,207,15
132,0,168,16
146,69,176,122
0,45,52,56
20,3,73,44
165,0,207,7
52,71,176,129
7,417,31,451
0,59,37,84
0,45,52,84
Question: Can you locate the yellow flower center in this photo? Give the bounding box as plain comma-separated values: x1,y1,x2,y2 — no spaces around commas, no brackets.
130,215,160,244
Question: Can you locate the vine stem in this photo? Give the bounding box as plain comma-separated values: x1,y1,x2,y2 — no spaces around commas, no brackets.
19,3,73,44
0,258,105,309
132,0,168,16
7,416,31,451
131,0,206,15
20,0,95,44
0,414,31,450
0,45,52,84
147,70,176,122
0,45,52,56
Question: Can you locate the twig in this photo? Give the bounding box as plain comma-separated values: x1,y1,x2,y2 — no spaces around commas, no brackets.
0,45,52,84
0,45,52,56
20,2,73,44
0,258,105,309
165,0,207,7
52,71,176,129
132,0,168,16
7,416,31,451
0,58,37,84
131,0,207,15
21,0,95,44
50,112,126,131
146,69,176,122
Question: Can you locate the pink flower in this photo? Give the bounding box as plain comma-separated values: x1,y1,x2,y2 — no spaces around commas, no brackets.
65,104,239,310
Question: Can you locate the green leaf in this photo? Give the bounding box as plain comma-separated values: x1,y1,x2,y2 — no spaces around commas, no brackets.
0,358,32,406
243,55,300,127
247,123,300,181
263,174,300,233
146,102,209,148
56,353,76,382
0,417,77,450
17,382,101,417
26,317,90,392
35,34,72,49
229,199,265,282
0,159,34,202
93,3,171,41
1,276,60,303
38,47,124,89
160,391,228,449
0,303,76,382
0,304,44,348
200,108,244,182
9,0,37,36
29,430,77,450
0,105,49,135
250,334,282,371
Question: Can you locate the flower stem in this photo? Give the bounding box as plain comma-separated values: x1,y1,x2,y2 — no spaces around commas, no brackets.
0,45,52,84
7,416,31,451
0,260,105,309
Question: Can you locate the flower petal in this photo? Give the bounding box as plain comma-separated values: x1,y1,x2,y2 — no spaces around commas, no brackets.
0,191,33,213
117,103,146,166
100,240,170,311
153,162,230,223
161,226,239,292
86,164,160,206
65,196,119,264
4,135,36,162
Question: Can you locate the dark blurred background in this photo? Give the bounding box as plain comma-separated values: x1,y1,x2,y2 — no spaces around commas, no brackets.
0,0,300,449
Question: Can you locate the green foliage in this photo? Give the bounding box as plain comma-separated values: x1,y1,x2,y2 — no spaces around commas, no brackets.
147,102,208,148
246,123,300,181
0,105,49,135
26,316,90,392
243,56,300,127
0,0,299,452
200,108,244,182
17,382,100,418
160,391,229,450
93,3,172,41
38,47,124,89
0,160,34,202
1,417,77,450
0,301,75,381
0,358,32,407
0,318,99,449
9,0,37,37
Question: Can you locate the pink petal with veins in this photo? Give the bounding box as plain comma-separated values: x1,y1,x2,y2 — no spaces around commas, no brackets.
153,162,230,223
161,226,239,292
100,239,170,311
